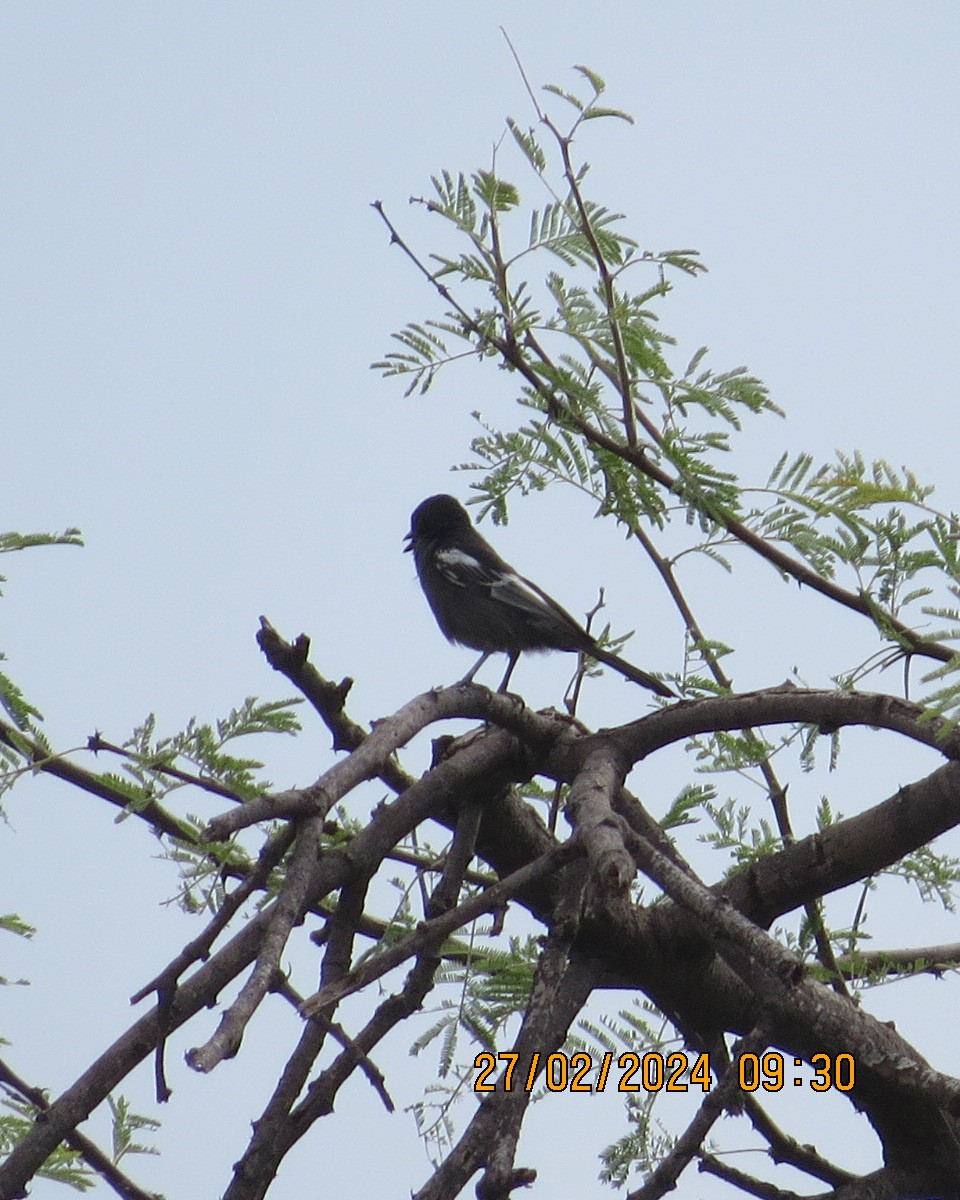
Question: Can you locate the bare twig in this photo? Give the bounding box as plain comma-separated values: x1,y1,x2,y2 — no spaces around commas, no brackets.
832,942,960,981
257,617,416,794
271,973,395,1111
0,718,194,843
742,1093,856,1187
131,824,297,1006
87,732,247,804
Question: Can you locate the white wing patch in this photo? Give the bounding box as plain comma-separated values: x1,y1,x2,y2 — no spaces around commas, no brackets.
434,547,485,587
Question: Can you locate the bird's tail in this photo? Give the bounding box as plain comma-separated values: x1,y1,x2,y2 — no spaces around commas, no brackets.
589,646,674,698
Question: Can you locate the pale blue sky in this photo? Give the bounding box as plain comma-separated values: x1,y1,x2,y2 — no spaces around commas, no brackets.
4,6,959,1197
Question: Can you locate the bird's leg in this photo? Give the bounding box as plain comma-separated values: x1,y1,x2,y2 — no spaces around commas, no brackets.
497,653,520,693
459,651,491,684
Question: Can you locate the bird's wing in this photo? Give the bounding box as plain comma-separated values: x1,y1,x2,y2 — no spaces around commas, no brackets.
434,547,581,632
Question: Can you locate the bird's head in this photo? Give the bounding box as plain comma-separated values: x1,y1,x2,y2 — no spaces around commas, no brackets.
404,494,472,550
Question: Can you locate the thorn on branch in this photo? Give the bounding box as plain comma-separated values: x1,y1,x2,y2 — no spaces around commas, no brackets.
476,1167,537,1200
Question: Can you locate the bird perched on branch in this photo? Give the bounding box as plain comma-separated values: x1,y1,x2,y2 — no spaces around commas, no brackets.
405,494,673,697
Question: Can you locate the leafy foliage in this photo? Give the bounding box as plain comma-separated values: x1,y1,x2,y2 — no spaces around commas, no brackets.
0,914,35,941
107,1095,160,1165
0,1108,93,1193
0,1093,158,1194
115,697,302,807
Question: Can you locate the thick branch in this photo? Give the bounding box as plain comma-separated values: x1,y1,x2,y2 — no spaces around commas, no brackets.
415,943,600,1200
564,740,634,894
625,810,960,1170
724,758,960,927
426,799,484,916
609,687,958,766
202,684,566,841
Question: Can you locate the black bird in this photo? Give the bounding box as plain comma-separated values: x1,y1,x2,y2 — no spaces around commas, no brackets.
405,494,673,697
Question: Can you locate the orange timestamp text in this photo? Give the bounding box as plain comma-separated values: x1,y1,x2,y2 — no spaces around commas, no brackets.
473,1050,855,1094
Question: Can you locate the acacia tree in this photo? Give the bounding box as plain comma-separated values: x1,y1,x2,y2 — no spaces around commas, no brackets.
4,63,960,1200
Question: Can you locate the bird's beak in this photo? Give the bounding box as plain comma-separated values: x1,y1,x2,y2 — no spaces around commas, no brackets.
403,530,413,552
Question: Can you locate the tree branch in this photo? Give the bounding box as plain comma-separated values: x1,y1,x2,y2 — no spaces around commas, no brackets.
564,740,634,894
301,845,574,1017
186,816,324,1073
0,1057,161,1200
202,683,566,841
